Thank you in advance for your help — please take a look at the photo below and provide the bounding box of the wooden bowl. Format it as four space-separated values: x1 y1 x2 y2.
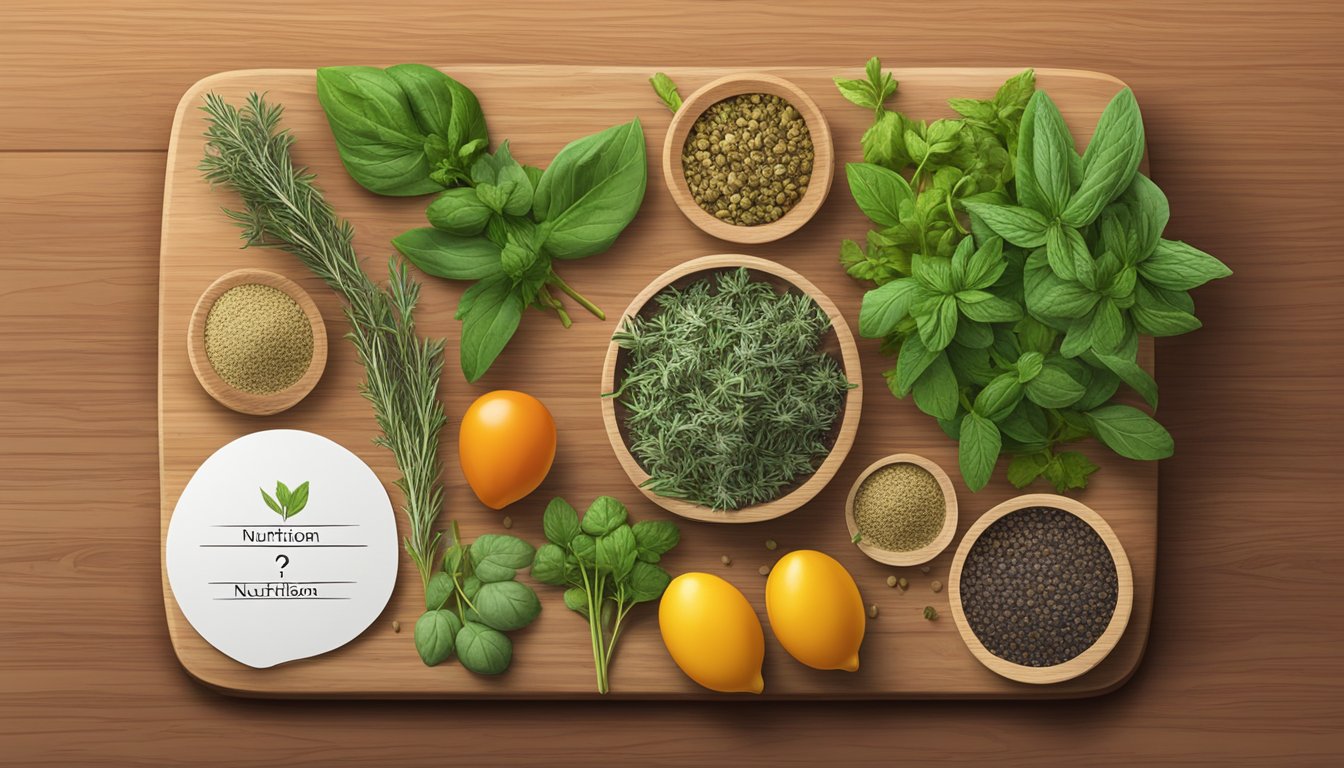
662 73 834 244
187 268 327 416
843 453 958 566
600 254 861 523
948 493 1134 685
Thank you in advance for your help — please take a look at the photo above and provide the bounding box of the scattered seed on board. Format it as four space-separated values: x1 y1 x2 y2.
920 565 931 575
758 565 770 576
721 555 732 566
392 620 401 633
765 539 778 551
898 577 908 591
931 580 943 593
923 606 939 621
502 516 513 529
868 604 879 619
886 575 898 588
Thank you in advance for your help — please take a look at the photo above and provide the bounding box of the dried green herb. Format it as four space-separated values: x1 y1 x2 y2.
852 462 945 551
682 94 813 226
608 268 853 510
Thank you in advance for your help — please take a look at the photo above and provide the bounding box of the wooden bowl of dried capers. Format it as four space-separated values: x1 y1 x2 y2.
662 73 834 244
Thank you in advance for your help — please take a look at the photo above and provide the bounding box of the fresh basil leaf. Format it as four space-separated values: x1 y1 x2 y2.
581 496 628 536
1086 404 1174 460
1015 315 1058 355
425 572 454 611
847 162 914 228
973 373 1023 422
913 253 954 294
963 202 1050 248
569 533 596 566
426 189 492 236
1095 350 1159 408
1139 239 1233 290
1016 351 1045 382
530 543 570 586
414 609 462 666
385 63 460 141
562 587 589 617
456 621 512 675
469 534 536 583
1060 316 1095 358
649 72 683 112
835 77 879 110
859 278 921 338
1043 450 1099 492
999 400 1049 444
894 333 939 396
1063 88 1145 228
316 66 438 196
1075 368 1120 412
394 228 502 280
631 520 680 562
471 142 533 216
1132 282 1203 336
962 236 1007 290
1007 452 1049 488
595 526 637 580
954 318 994 349
543 497 582 547
861 111 911 170
958 412 1001 491
473 580 542 632
627 560 672 604
1088 298 1126 353
275 481 292 508
1028 90 1077 217
912 352 958 420
1024 363 1086 408
457 275 524 382
916 295 959 352
1124 173 1169 258
533 119 647 260
957 291 1022 323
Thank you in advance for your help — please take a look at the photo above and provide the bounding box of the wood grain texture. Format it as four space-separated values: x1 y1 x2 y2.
600 253 863 524
159 67 1152 698
1 0 1342 763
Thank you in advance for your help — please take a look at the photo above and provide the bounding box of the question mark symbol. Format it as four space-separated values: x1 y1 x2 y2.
276 554 289 579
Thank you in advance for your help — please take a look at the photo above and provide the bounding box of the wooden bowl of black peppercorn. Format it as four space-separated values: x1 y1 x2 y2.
948 493 1133 685
662 73 833 244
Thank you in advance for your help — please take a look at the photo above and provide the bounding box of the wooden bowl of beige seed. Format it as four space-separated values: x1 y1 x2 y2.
187 268 327 416
844 453 958 566
662 73 833 244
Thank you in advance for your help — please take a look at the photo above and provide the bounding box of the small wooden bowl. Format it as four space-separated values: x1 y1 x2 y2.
948 493 1134 685
600 254 862 523
662 73 834 244
187 268 327 416
844 453 958 566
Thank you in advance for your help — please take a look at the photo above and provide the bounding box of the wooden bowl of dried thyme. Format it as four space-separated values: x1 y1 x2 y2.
948 494 1134 685
600 254 861 523
662 73 833 244
187 268 327 416
844 453 958 566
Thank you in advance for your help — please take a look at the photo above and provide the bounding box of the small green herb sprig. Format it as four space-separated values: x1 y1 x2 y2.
608 268 853 510
838 59 1231 493
260 480 309 521
316 65 649 382
649 73 683 113
530 496 678 693
416 522 540 674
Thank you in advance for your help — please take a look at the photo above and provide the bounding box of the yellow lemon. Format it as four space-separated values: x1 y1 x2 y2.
658 573 765 693
765 550 865 671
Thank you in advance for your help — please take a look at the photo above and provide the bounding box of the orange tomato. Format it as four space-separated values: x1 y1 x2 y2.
458 390 556 510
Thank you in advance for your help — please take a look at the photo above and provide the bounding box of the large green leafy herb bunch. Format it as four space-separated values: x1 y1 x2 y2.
316 65 648 382
837 59 1231 492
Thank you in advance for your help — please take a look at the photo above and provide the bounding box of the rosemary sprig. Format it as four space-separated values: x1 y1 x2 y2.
199 92 446 591
609 268 853 510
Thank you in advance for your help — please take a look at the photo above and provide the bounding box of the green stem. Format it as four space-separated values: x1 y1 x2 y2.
549 273 605 320
579 567 608 694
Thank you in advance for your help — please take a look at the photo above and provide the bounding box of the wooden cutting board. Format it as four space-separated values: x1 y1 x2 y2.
159 66 1155 698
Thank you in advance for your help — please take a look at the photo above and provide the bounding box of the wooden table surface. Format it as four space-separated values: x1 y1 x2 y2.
1 0 1340 764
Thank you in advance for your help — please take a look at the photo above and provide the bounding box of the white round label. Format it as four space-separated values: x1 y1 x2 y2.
166 429 398 668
